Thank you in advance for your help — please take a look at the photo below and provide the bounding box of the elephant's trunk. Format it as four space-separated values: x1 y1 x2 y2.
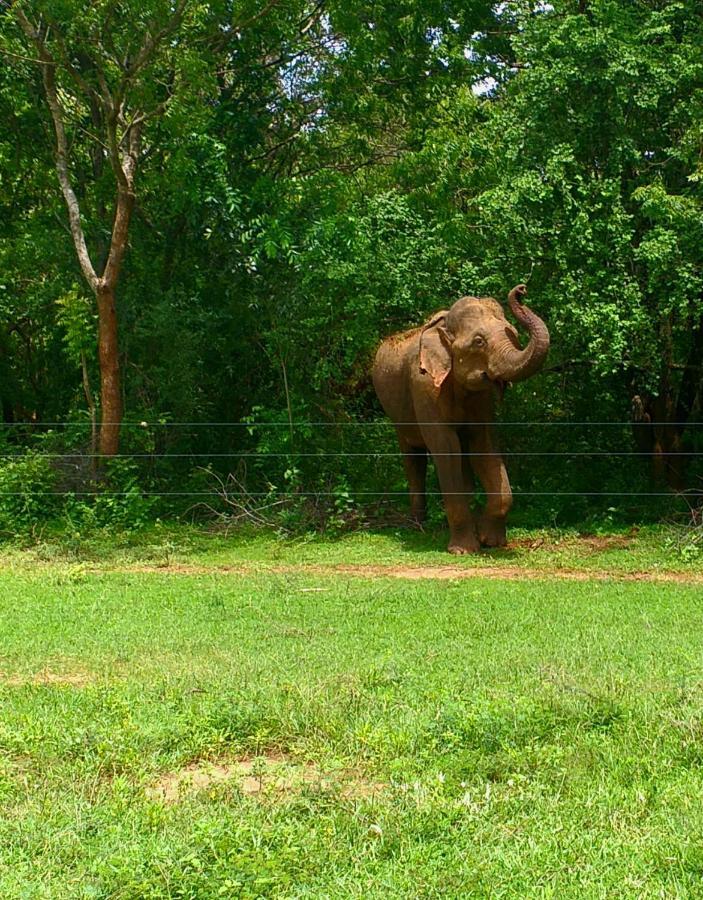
490 284 550 383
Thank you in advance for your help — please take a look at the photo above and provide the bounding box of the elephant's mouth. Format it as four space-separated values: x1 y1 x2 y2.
481 372 508 399
493 378 508 400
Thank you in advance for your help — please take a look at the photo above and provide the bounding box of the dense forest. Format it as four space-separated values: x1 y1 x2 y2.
0 0 701 533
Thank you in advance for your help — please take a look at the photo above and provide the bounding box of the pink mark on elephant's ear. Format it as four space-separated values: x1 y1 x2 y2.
419 312 452 391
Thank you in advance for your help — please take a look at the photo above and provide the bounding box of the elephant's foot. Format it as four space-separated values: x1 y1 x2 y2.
447 525 481 555
478 514 507 548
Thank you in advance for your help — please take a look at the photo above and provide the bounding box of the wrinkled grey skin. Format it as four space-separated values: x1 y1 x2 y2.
372 285 550 554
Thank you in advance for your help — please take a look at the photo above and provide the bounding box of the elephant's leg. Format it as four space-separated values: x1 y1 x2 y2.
421 425 479 554
468 429 512 548
400 443 428 524
460 434 476 499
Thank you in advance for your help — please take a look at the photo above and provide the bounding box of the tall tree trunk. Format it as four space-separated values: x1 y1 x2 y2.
96 283 121 457
90 266 126 459
95 184 134 458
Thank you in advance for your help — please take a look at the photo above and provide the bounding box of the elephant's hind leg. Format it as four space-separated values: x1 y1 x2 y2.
400 441 428 524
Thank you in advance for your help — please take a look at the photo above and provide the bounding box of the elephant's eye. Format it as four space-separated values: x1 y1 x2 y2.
473 335 486 347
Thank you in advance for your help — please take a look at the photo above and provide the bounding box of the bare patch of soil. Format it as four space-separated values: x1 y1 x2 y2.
121 563 703 584
510 534 631 552
324 563 703 583
146 761 242 803
146 752 384 804
0 669 93 687
124 561 703 584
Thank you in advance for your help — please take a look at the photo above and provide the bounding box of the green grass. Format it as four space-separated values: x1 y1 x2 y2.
2 530 703 897
9 520 703 574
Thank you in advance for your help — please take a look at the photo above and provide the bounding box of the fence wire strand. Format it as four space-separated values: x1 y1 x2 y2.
3 419 701 500
3 421 703 428
3 491 701 497
1 451 701 458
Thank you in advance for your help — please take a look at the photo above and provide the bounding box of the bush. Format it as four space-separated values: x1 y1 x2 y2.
0 452 60 536
67 458 156 531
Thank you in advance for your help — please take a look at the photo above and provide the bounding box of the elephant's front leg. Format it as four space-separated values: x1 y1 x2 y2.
469 430 512 548
422 425 479 554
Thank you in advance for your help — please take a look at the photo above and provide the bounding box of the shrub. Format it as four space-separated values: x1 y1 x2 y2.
0 452 60 536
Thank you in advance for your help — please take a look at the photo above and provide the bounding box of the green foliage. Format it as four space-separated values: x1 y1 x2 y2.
84 458 156 531
0 451 59 535
55 285 96 365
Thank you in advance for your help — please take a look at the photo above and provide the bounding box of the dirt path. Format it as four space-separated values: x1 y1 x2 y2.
118 561 703 584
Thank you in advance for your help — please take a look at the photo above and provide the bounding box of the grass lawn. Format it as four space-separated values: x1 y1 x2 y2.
2 527 703 897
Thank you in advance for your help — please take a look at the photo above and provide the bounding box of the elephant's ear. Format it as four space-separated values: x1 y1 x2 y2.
419 312 453 392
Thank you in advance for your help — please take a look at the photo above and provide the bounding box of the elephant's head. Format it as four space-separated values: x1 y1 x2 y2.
419 284 549 397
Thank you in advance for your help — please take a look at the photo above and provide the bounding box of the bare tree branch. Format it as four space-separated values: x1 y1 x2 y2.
101 121 140 288
95 67 115 113
119 95 172 143
234 0 281 33
0 46 56 65
124 119 141 183
103 106 129 194
40 13 98 98
14 7 98 291
297 0 325 33
125 0 189 78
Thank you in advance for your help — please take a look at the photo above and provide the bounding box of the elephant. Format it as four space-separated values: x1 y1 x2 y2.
372 284 549 554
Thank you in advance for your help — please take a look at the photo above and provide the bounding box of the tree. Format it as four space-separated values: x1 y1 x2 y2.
3 0 207 454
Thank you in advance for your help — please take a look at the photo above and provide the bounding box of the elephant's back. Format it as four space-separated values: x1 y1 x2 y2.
372 327 419 382
372 328 420 418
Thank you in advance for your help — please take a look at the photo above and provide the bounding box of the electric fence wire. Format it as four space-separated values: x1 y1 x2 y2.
2 420 700 496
